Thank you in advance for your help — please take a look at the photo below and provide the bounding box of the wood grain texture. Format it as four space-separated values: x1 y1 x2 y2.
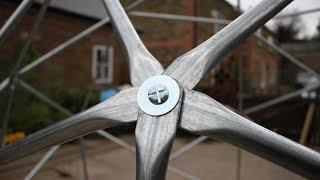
135 87 183 180
164 0 293 90
103 0 163 86
179 90 320 179
0 87 139 164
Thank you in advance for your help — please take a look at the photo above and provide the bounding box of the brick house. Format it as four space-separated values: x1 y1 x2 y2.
0 0 280 106
281 41 320 85
131 0 281 105
0 0 130 91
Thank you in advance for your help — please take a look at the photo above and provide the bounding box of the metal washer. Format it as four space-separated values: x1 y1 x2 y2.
137 75 180 116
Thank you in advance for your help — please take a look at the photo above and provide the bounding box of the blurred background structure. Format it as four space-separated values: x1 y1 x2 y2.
0 0 320 179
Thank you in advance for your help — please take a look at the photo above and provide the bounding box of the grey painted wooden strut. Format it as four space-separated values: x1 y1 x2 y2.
129 9 320 166
18 80 197 180
1 0 320 179
2 0 197 179
129 11 320 79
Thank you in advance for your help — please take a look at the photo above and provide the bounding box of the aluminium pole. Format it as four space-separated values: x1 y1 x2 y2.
18 80 89 180
0 0 51 147
77 90 94 180
128 11 320 80
236 1 242 179
236 51 244 180
128 10 320 176
0 0 144 94
18 81 199 180
125 0 145 11
0 0 34 46
274 8 320 19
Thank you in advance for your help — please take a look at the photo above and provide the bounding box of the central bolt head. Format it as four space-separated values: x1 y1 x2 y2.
148 85 169 105
137 75 180 116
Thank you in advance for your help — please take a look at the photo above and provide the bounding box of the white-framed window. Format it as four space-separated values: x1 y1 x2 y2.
92 45 113 84
211 9 224 34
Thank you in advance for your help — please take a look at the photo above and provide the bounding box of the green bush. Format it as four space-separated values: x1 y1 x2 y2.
0 46 100 135
10 101 53 134
0 86 99 134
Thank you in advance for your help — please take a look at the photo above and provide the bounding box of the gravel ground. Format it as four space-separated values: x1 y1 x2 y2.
0 135 307 180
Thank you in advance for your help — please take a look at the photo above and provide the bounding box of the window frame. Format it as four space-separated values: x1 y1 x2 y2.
92 45 114 84
211 9 224 34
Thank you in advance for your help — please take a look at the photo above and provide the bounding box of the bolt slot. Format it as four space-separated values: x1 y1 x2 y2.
148 85 169 105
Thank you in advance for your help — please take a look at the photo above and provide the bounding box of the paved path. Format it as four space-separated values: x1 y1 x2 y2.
0 136 306 180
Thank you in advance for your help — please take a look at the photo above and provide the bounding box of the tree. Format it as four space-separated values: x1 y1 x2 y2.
311 19 320 41
274 16 302 43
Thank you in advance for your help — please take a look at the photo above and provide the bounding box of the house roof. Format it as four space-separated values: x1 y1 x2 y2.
32 0 146 32
8 0 274 36
35 0 108 20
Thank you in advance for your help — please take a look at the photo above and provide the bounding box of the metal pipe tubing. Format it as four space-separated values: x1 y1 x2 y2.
0 0 34 46
0 85 139 164
19 17 109 75
162 0 294 89
78 138 89 180
236 52 244 180
129 11 230 25
129 11 320 80
166 167 200 180
1 0 51 147
126 0 145 11
274 8 320 19
77 90 91 180
12 0 51 73
1 83 16 147
180 90 320 179
20 86 95 180
255 35 320 79
23 87 88 180
19 80 72 116
169 84 319 165
131 8 320 22
169 136 207 160
19 82 195 180
96 129 200 180
137 9 320 165
97 130 135 151
0 0 143 93
24 145 60 180
0 18 110 93
244 83 320 114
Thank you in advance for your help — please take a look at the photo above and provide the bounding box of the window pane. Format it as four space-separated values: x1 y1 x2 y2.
97 50 102 62
93 46 112 83
102 49 108 63
104 66 109 78
96 66 101 78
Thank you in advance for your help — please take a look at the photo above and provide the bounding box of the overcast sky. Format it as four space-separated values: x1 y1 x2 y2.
226 0 320 38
